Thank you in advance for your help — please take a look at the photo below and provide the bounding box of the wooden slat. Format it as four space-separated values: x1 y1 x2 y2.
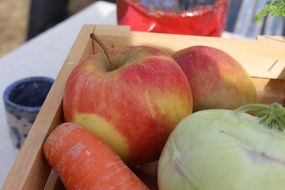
252 77 285 106
94 24 131 36
257 35 285 44
44 170 59 190
95 30 285 80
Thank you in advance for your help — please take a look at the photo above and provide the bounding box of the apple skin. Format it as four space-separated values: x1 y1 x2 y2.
63 46 193 165
172 46 256 111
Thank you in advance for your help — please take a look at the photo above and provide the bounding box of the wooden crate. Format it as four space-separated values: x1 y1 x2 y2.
2 24 285 190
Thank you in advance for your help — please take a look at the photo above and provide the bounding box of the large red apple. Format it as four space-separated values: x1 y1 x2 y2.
172 46 256 111
63 45 193 165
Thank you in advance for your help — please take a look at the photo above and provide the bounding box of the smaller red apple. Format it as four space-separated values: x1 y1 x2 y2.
172 45 256 111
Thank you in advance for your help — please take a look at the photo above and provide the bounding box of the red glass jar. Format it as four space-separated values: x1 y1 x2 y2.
116 0 229 36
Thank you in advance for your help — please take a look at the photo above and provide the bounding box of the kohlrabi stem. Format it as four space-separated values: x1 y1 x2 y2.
90 33 112 66
235 103 285 131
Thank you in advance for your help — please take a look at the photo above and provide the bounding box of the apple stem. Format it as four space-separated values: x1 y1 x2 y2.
90 33 112 66
235 103 285 131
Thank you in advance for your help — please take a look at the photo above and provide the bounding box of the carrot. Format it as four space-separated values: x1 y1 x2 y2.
43 122 149 190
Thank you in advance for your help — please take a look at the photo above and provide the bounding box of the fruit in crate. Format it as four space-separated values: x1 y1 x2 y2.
172 46 257 111
63 45 193 165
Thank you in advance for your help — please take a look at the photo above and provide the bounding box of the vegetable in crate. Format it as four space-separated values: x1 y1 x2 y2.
43 123 149 190
63 44 193 166
172 45 256 111
158 103 285 190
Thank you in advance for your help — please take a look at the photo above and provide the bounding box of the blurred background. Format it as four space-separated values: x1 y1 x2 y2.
0 0 29 57
0 0 94 57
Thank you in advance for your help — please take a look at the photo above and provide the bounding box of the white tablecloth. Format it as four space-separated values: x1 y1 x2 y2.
0 1 117 186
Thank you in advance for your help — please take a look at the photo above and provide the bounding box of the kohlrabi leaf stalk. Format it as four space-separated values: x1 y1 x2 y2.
235 103 285 131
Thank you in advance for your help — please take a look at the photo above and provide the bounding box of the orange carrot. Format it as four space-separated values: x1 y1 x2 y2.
43 122 149 190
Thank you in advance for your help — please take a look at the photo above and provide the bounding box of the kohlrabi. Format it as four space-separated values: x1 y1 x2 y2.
158 103 285 190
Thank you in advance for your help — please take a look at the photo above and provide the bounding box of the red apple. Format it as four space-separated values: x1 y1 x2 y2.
172 46 256 111
63 45 193 165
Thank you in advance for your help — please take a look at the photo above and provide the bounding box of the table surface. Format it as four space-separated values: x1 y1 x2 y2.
0 1 246 187
0 1 117 186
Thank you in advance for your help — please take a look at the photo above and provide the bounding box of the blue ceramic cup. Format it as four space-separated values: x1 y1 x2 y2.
3 77 54 148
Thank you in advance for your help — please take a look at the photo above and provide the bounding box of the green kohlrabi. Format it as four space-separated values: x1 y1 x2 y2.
158 103 285 190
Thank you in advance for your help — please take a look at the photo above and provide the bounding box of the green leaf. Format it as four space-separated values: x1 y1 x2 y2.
254 0 285 24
